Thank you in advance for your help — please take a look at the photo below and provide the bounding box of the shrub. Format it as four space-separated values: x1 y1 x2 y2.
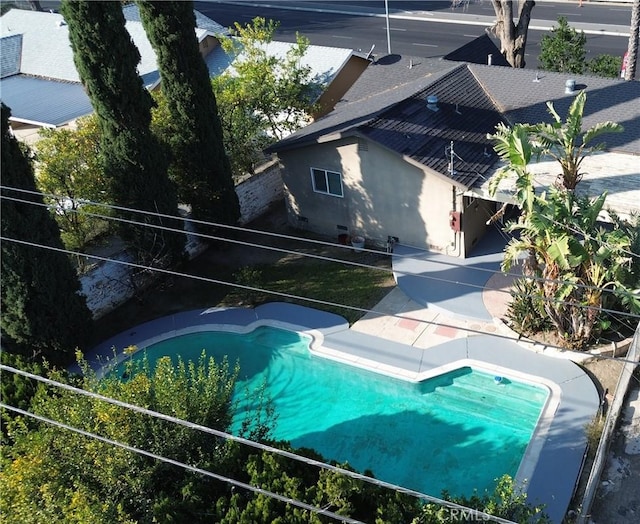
233 266 265 305
587 54 623 78
506 277 551 335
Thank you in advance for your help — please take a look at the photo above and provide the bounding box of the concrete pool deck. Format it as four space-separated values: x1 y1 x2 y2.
393 227 508 323
88 300 600 524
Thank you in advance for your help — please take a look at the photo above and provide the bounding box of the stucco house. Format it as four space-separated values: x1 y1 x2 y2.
268 55 640 257
0 5 369 142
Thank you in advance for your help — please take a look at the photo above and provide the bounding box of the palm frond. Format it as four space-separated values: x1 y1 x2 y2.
582 121 624 146
566 90 586 139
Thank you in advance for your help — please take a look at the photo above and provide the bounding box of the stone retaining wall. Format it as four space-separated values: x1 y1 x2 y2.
81 161 285 319
236 158 284 225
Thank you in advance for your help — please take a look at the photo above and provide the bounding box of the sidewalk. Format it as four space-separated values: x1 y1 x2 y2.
351 228 517 350
351 285 511 349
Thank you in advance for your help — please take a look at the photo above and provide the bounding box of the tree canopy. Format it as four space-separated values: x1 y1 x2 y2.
539 17 587 74
35 115 111 260
212 17 319 177
60 0 184 265
0 349 549 522
0 353 420 522
150 16 319 180
488 93 639 348
0 103 93 364
526 91 623 190
136 0 240 228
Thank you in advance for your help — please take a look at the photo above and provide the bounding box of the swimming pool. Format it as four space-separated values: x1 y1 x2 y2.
118 325 549 497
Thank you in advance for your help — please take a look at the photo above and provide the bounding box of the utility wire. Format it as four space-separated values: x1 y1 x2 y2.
0 208 637 320
0 365 519 524
487 171 640 261
540 210 640 262
9 183 639 287
3 189 639 345
2 233 637 357
3 183 524 274
2 235 640 364
0 403 365 524
2 189 637 309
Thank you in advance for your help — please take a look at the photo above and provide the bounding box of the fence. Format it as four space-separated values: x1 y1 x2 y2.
577 321 640 522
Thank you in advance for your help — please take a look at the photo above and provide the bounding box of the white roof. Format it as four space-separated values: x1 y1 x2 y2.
0 5 228 83
1 9 78 81
258 40 353 85
0 6 357 128
206 39 354 89
470 152 640 223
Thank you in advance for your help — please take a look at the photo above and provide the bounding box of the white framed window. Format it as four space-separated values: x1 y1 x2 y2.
311 168 343 197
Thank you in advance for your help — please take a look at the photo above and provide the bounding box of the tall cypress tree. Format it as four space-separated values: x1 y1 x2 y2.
1 103 93 365
60 0 184 264
136 0 240 228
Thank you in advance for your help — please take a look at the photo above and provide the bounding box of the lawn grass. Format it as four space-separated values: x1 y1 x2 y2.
92 242 396 346
225 257 396 324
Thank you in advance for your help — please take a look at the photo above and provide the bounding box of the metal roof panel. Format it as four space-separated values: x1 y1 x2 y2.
0 75 93 126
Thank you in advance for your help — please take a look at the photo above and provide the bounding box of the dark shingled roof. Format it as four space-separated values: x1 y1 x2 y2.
359 65 504 187
268 55 460 152
269 55 640 188
470 64 640 155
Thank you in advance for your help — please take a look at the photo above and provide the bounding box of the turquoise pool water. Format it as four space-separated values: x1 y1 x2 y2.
120 326 548 497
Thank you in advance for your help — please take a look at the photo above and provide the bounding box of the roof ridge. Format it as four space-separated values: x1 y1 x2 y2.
357 62 466 121
466 63 509 120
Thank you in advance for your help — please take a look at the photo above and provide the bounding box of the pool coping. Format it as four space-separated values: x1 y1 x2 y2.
87 302 600 524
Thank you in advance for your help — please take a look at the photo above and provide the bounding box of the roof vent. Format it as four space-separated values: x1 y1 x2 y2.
565 79 576 94
426 95 439 112
57 19 67 27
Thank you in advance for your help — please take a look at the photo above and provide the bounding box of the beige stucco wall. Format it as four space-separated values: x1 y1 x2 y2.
461 196 493 256
198 35 220 57
280 138 467 254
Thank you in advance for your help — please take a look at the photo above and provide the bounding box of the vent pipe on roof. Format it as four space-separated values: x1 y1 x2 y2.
426 95 439 112
487 54 492 66
565 79 576 94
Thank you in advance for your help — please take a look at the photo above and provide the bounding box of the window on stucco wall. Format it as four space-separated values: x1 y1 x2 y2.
311 168 343 197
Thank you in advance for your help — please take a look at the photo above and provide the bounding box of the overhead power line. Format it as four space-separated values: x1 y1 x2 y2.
2 187 637 308
0 403 365 524
2 184 521 276
0 364 519 524
7 183 640 284
2 235 640 363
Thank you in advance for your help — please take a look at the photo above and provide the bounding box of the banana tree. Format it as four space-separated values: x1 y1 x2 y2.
528 90 623 190
501 187 636 348
489 117 636 348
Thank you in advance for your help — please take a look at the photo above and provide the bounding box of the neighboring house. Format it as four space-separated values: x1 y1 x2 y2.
0 5 369 142
268 55 640 257
443 33 511 67
204 38 369 120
